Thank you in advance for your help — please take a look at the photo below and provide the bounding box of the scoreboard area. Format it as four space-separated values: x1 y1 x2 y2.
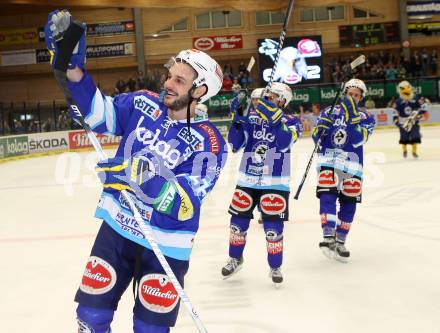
339 21 400 47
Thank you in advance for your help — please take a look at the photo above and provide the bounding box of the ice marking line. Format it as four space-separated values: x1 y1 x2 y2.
0 183 79 191
0 233 96 243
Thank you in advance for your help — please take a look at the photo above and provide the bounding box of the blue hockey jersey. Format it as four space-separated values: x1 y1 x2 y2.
68 72 227 261
393 95 425 124
313 105 375 178
228 108 302 192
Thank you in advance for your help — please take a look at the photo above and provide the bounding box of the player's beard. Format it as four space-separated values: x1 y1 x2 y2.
164 93 191 111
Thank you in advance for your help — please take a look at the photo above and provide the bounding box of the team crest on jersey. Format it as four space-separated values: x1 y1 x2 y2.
177 127 204 151
341 178 362 197
79 256 117 295
252 143 269 164
138 274 179 313
260 194 286 215
134 95 162 120
331 128 348 148
231 189 253 212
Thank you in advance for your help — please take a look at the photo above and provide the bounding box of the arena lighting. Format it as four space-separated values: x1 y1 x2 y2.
144 33 170 39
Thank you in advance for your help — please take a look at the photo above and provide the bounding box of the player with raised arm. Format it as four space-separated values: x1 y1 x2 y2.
392 80 428 158
221 82 302 285
45 10 227 333
313 78 375 262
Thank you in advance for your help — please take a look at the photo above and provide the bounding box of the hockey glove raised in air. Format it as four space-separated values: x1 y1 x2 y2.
230 93 251 124
340 95 361 125
44 9 86 71
256 98 284 126
312 112 333 142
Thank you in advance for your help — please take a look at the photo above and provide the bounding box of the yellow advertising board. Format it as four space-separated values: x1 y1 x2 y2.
0 28 39 46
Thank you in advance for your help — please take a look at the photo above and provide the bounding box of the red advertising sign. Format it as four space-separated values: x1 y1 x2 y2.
193 35 243 51
68 131 121 149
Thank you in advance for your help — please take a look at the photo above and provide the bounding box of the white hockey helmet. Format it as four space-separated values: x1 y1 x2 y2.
343 78 367 99
269 82 293 107
397 80 414 100
251 88 264 99
169 49 223 103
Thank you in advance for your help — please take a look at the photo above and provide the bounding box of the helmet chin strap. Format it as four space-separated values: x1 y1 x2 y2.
186 85 197 151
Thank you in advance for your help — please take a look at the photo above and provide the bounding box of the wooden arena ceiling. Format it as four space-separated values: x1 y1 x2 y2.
0 0 366 12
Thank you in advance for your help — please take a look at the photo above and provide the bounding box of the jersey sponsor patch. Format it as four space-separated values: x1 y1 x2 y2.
134 95 162 120
318 169 338 187
138 274 179 313
198 123 220 154
229 224 246 246
260 193 286 215
154 182 177 215
230 189 253 212
338 221 351 231
79 256 117 295
341 178 362 197
176 183 194 221
267 239 283 254
177 127 204 151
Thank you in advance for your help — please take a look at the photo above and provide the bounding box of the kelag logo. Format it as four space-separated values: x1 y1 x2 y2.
6 136 28 157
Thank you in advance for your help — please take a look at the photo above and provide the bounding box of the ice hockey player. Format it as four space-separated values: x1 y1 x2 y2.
45 10 227 333
392 80 428 158
221 82 302 285
312 78 375 262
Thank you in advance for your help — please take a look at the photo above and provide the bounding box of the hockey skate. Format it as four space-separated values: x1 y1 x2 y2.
319 236 336 259
269 267 283 287
334 242 350 263
221 257 243 279
412 152 418 158
403 151 408 158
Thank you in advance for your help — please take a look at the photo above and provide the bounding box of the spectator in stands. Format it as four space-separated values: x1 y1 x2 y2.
421 48 429 76
14 120 24 133
365 96 376 109
2 120 10 135
28 120 39 133
127 77 137 92
430 50 438 75
240 71 252 89
137 70 146 90
238 61 247 73
43 117 53 132
223 64 233 78
231 78 241 94
410 51 422 77
115 77 127 94
385 64 397 80
222 75 233 91
331 65 342 83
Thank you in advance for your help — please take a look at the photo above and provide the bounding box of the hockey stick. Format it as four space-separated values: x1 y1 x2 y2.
293 55 366 200
52 21 208 333
263 0 295 95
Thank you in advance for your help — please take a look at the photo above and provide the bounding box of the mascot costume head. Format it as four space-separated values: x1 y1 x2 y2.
397 80 414 101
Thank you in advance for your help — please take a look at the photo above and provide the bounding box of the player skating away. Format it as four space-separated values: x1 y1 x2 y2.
312 79 375 262
221 83 302 285
45 10 227 333
392 80 428 158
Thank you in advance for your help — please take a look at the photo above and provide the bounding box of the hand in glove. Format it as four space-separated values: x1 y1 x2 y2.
44 9 86 71
255 98 284 126
340 95 361 125
230 92 251 124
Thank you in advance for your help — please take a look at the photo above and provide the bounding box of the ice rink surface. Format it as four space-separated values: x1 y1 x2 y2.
1 127 439 333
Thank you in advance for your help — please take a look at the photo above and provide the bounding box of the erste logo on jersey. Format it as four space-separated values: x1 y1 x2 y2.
138 274 179 313
136 116 181 169
231 189 253 212
177 127 204 151
79 256 117 295
341 178 362 197
134 95 162 120
260 194 286 215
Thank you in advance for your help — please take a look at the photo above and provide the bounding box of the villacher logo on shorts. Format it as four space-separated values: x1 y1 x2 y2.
139 274 179 313
260 194 286 215
231 190 253 212
79 256 117 295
